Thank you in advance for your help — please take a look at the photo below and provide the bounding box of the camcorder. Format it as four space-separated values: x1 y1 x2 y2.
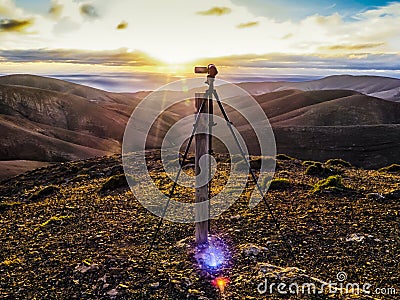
195 64 218 78
194 66 209 74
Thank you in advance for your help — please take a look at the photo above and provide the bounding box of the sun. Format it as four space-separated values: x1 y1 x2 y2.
148 48 200 65
155 63 193 74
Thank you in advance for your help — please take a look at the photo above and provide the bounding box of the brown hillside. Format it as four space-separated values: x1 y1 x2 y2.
0 79 136 177
1 75 400 179
0 74 135 104
270 92 400 126
238 75 400 101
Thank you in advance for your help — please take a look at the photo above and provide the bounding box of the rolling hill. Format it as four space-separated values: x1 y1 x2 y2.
1 74 400 179
238 75 400 102
224 89 400 168
0 75 142 178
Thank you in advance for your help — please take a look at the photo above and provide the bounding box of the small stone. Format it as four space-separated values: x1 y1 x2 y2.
106 289 118 296
150 282 160 289
366 193 385 201
243 244 267 256
188 289 204 295
346 233 364 242
75 263 99 273
182 277 192 287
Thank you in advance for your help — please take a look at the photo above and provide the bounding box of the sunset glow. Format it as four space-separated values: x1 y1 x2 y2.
1 0 399 90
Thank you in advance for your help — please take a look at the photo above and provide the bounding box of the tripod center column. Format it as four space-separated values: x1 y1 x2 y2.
195 92 209 244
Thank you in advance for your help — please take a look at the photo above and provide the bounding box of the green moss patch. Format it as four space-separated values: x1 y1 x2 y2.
28 185 60 201
261 177 291 191
276 154 294 160
250 156 276 170
302 160 318 166
305 162 331 176
39 215 72 228
312 175 350 194
0 201 22 211
325 158 352 168
99 174 129 193
379 164 400 173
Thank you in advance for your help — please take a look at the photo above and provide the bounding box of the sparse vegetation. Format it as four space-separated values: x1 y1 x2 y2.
164 158 182 170
1 256 23 266
250 156 276 169
0 152 398 299
269 178 291 190
230 154 244 163
276 154 294 160
125 174 138 185
312 175 348 193
325 158 352 168
99 174 128 192
28 185 60 201
379 164 400 173
39 215 72 228
260 176 291 190
71 174 90 182
302 160 318 166
305 162 334 176
0 201 21 211
234 159 249 171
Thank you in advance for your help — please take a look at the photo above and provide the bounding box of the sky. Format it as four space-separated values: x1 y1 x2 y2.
1 0 400 91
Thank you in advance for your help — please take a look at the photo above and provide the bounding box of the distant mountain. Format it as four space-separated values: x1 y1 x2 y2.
0 74 134 104
1 74 400 179
253 89 400 168
255 89 400 126
0 75 142 179
238 75 400 102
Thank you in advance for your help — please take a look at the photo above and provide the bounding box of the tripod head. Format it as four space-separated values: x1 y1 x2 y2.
195 64 218 88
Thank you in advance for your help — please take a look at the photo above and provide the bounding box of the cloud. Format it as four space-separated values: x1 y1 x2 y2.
193 52 400 71
116 21 128 30
49 3 64 19
0 48 162 66
320 43 385 51
237 21 259 29
0 0 20 18
46 73 187 92
282 33 293 39
197 6 232 16
0 18 33 32
80 4 99 19
0 0 399 71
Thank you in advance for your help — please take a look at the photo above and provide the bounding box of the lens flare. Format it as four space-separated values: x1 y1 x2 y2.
194 235 230 273
203 246 224 269
211 277 230 293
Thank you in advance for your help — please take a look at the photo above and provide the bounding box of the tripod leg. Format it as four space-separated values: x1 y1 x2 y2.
145 98 208 260
212 89 294 258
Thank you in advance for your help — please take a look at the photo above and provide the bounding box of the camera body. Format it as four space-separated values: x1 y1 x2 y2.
194 64 218 78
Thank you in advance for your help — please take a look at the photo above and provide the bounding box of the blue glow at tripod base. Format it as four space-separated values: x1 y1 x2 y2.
195 235 230 273
203 246 225 269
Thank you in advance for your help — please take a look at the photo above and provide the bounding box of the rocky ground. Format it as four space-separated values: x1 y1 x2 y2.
0 153 399 299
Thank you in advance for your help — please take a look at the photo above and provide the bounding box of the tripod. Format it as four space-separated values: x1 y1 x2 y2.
145 77 294 260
